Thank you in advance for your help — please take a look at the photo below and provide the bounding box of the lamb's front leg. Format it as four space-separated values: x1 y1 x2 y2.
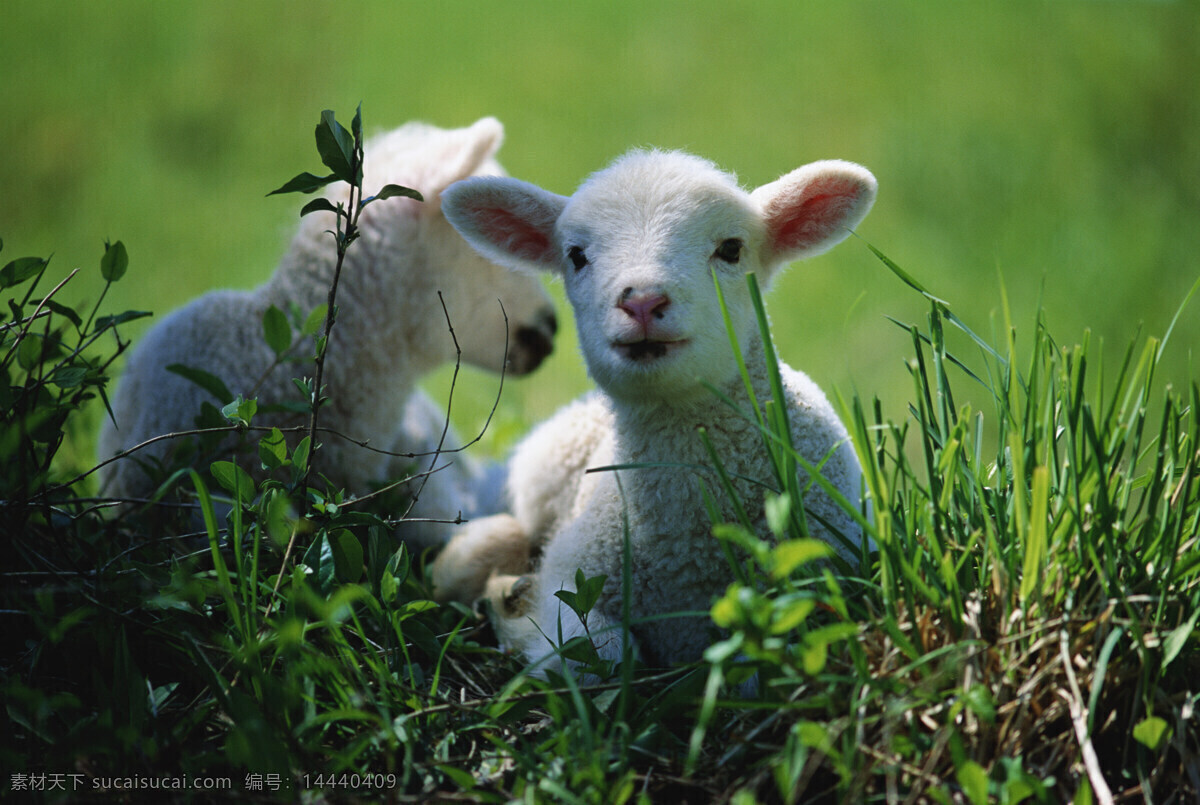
430 514 532 605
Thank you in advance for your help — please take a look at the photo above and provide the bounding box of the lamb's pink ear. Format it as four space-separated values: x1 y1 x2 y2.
752 160 877 270
441 177 568 274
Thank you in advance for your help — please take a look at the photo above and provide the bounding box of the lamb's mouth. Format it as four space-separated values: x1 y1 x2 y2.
615 339 688 362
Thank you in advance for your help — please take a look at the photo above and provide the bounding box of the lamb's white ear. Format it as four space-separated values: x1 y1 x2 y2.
752 160 877 270
441 176 568 274
425 117 506 200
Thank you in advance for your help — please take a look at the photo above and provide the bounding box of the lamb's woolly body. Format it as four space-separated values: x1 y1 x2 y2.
434 148 877 668
99 118 555 538
510 344 858 666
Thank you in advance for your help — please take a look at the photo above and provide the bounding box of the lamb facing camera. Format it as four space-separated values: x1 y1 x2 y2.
434 149 877 671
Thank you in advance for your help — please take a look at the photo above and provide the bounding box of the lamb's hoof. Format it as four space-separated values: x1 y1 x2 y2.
483 572 534 619
504 575 534 615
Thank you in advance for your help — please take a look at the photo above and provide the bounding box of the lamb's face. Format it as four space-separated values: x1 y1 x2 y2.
440 148 877 401
431 206 558 376
556 154 764 404
361 118 557 377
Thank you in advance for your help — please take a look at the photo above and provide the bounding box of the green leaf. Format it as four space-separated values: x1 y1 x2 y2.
769 596 816 635
0 256 47 289
800 638 827 675
210 460 255 503
963 684 997 724
221 395 257 427
555 570 606 619
262 304 291 357
49 366 89 389
17 335 42 370
1161 612 1197 670
300 197 340 218
267 171 336 196
437 765 475 792
100 240 128 282
292 436 311 473
771 539 833 580
315 110 355 184
1132 716 1171 752
38 298 83 330
95 310 152 330
955 760 989 805
302 534 336 596
363 184 424 208
329 529 363 584
350 101 363 144
764 492 790 538
258 427 288 470
166 363 234 405
302 304 328 336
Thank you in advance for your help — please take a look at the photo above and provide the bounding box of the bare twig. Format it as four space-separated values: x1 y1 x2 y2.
1059 628 1115 805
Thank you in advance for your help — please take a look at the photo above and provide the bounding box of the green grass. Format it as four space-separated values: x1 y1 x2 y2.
2 225 1196 800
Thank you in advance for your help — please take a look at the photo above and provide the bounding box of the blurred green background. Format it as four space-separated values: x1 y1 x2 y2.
3 1 1198 460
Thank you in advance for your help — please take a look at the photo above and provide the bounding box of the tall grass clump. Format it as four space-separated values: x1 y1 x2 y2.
688 255 1199 802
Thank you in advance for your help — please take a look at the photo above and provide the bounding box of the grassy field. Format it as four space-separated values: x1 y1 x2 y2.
2 2 1199 802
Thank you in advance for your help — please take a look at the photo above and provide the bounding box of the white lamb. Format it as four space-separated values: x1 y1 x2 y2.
98 118 557 538
432 149 877 671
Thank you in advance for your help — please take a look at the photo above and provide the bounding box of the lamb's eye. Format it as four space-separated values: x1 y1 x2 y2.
567 246 589 271
714 238 743 264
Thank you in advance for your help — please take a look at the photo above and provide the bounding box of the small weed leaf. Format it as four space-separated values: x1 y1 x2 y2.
302 533 337 596
267 171 337 196
559 634 603 666
291 435 311 474
379 548 409 605
769 596 816 635
262 304 291 357
300 197 341 219
362 184 423 209
17 335 43 371
220 395 257 427
554 570 607 619
100 240 128 282
1161 612 1197 670
94 309 151 331
437 765 476 793
1132 716 1172 752
315 109 355 184
329 529 363 584
166 363 234 406
258 427 288 470
955 759 989 805
210 460 254 502
49 366 88 389
770 539 833 580
0 256 47 288
38 298 83 329
301 303 327 337
764 492 791 538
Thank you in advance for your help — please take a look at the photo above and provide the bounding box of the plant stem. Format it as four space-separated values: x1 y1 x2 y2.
300 137 363 502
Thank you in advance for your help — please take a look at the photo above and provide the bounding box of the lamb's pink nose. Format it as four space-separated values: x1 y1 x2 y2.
618 289 670 328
